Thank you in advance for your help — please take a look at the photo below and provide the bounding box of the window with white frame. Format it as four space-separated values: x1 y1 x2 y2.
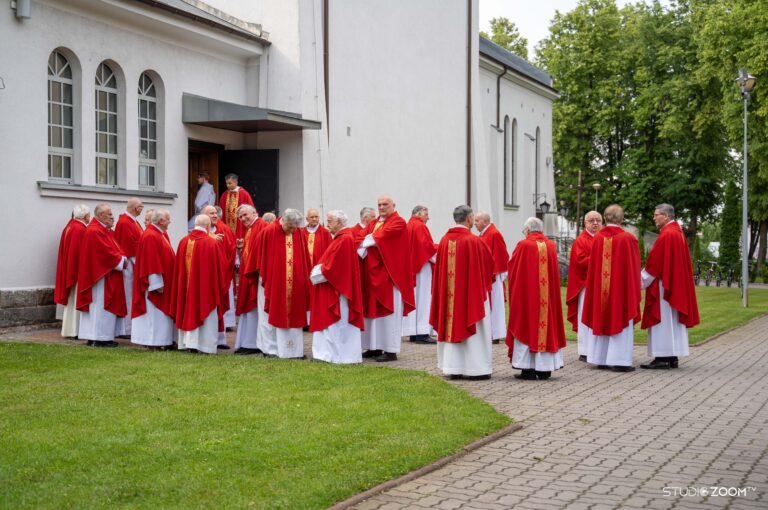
535 126 541 199
504 117 518 207
95 63 118 186
138 73 157 190
48 51 73 182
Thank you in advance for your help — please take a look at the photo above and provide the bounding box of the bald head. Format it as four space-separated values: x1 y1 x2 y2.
194 214 211 231
94 203 115 228
377 195 395 218
474 211 491 233
306 208 320 228
201 205 218 224
584 211 603 235
126 197 144 217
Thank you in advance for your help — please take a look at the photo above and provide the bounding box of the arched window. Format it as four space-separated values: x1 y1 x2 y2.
48 51 73 181
138 73 157 190
535 126 541 199
95 63 118 186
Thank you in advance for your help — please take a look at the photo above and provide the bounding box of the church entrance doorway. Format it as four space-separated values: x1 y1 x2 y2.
187 140 224 220
218 149 279 216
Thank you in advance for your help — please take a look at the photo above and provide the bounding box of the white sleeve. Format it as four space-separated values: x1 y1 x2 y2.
361 234 376 248
148 273 164 291
310 264 327 285
641 269 655 289
500 271 508 282
430 253 437 264
114 256 126 271
357 246 368 259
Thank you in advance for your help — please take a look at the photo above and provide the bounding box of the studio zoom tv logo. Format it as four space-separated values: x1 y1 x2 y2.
663 487 757 498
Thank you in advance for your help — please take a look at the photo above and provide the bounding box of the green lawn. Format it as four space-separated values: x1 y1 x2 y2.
560 286 768 345
0 343 509 510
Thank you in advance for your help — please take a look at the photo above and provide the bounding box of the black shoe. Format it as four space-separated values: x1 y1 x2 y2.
492 339 501 345
514 369 537 380
669 357 679 369
374 352 397 362
86 340 94 346
217 344 231 350
234 347 262 355
362 349 383 358
640 358 670 370
412 335 436 344
536 371 552 380
449 374 463 380
612 365 636 372
94 340 118 348
596 365 610 370
263 353 278 358
467 374 491 380
579 355 587 362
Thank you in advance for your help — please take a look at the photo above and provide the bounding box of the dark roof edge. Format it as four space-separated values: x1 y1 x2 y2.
133 0 271 46
479 36 554 91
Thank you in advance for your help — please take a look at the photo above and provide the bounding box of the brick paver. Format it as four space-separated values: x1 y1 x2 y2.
3 318 767 509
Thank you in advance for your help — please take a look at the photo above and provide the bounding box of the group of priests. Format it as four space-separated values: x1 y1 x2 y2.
54 184 699 381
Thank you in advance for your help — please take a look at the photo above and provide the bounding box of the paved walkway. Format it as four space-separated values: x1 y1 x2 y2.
3 320 766 509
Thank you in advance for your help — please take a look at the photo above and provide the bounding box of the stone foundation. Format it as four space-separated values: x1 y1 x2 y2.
0 287 57 328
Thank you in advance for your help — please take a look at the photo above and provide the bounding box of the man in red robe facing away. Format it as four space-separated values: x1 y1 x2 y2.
172 214 227 354
357 195 415 362
582 204 641 372
640 203 700 369
506 217 567 380
54 204 90 338
77 203 127 347
565 211 603 361
234 204 266 355
474 212 510 344
301 208 333 267
350 207 376 238
203 205 237 346
403 205 437 344
114 197 144 337
258 208 311 358
431 205 495 379
219 173 254 243
131 209 176 349
310 210 365 364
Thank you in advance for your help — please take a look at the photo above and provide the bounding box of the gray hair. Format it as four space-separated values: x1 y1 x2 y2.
453 205 473 223
72 204 90 220
475 211 491 222
604 204 625 225
236 204 257 215
215 205 223 216
151 209 170 224
282 208 304 227
360 207 375 220
655 203 675 219
524 217 544 233
194 214 211 228
224 173 238 182
412 205 428 216
327 209 348 227
94 203 111 216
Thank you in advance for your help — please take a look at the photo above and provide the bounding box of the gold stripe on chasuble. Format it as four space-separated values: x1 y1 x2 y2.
225 192 238 233
445 240 457 341
185 239 196 290
242 228 252 261
373 220 384 233
285 234 294 319
600 237 613 314
307 232 315 265
536 241 549 352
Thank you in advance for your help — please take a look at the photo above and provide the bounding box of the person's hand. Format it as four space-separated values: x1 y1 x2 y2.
214 233 224 242
236 239 244 249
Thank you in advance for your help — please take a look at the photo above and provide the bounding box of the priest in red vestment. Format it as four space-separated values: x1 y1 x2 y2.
357 195 415 362
76 203 127 347
474 212 509 344
233 204 266 354
640 204 700 369
349 207 376 238
172 214 228 354
310 210 364 363
431 205 495 379
301 208 333 267
114 197 144 337
506 217 567 380
403 205 437 344
565 211 603 361
257 208 311 358
131 209 176 349
203 205 238 346
582 204 641 372
54 204 90 338
218 173 254 242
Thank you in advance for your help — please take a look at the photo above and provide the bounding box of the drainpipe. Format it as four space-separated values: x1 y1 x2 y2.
495 66 507 129
466 0 472 206
323 0 329 140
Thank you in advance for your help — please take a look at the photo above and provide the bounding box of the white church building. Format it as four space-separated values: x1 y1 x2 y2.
0 0 558 326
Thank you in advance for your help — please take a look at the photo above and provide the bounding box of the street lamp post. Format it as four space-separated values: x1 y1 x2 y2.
592 182 601 211
736 68 756 308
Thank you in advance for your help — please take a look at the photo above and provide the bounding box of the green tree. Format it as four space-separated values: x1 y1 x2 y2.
719 180 741 270
480 17 529 59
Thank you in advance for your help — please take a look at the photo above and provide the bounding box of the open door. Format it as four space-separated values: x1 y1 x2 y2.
188 140 224 219
218 150 279 216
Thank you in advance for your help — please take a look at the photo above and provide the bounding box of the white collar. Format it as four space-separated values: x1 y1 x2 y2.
480 224 490 236
193 226 207 233
306 225 319 233
358 222 366 229
76 218 88 226
97 219 109 229
152 224 164 234
455 224 469 229
228 187 240 193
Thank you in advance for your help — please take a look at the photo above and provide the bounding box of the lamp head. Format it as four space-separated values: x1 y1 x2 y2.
736 68 757 95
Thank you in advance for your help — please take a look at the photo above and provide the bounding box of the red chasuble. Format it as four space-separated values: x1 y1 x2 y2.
309 228 364 332
349 223 365 238
218 187 254 240
430 227 494 343
641 221 700 329
505 233 566 357
360 212 416 318
54 219 87 305
131 225 175 318
565 230 595 331
581 225 641 336
258 221 311 328
479 223 509 277
235 219 266 315
406 216 437 285
76 220 127 316
114 213 143 258
171 230 227 331
301 224 333 266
